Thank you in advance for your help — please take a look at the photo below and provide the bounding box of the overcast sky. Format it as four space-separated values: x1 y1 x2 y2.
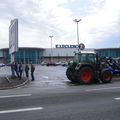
0 0 120 49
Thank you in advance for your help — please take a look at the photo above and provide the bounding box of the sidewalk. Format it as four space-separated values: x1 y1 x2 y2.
0 76 29 90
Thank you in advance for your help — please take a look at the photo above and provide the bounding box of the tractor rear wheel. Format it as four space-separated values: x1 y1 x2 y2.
78 67 93 84
101 70 112 83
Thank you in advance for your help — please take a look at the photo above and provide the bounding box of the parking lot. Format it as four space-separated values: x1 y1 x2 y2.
0 65 120 89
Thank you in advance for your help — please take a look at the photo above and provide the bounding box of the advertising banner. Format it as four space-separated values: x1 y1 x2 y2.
9 19 18 54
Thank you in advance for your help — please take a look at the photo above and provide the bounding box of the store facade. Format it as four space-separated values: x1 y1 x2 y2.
0 47 120 64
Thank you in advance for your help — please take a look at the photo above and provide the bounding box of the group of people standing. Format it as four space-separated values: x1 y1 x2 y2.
11 62 35 81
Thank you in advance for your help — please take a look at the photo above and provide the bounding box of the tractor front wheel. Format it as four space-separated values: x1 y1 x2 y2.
101 70 112 83
78 67 93 84
66 68 76 82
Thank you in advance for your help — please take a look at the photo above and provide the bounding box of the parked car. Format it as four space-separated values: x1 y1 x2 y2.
55 61 62 66
46 62 56 66
0 63 5 67
61 61 68 67
41 61 47 66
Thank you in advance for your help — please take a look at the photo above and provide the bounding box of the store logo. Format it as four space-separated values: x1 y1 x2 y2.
56 44 79 48
79 43 85 50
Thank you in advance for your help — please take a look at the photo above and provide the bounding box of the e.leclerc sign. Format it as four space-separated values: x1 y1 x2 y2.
56 43 85 50
56 44 79 48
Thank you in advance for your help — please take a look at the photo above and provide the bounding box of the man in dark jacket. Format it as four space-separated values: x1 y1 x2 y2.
14 62 19 78
25 64 29 78
19 62 23 80
31 63 35 81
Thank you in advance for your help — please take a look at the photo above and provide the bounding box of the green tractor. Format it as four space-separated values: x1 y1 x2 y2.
66 51 112 84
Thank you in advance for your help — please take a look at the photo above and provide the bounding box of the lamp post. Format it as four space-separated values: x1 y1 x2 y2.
49 35 53 63
73 19 82 45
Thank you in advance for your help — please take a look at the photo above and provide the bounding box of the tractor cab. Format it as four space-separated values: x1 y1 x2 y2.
73 52 96 64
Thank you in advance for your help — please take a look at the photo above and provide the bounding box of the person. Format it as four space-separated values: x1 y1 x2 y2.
19 62 23 80
25 64 29 78
30 63 35 81
14 62 19 78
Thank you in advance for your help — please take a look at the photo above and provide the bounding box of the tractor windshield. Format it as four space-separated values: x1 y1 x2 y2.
73 53 96 63
81 54 96 63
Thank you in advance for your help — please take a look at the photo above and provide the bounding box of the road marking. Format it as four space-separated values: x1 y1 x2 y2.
114 97 120 100
42 76 49 79
0 107 43 114
0 94 31 99
86 86 120 92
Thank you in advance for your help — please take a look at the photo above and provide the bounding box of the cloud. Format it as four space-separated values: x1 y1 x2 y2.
0 0 119 49
78 0 120 47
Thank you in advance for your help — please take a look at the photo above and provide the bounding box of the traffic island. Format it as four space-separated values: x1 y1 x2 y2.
0 76 29 90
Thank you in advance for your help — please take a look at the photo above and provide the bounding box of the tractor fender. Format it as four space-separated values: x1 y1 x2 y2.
101 68 112 75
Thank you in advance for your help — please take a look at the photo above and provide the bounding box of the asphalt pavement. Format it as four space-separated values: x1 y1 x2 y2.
0 79 120 120
0 66 120 120
0 65 120 90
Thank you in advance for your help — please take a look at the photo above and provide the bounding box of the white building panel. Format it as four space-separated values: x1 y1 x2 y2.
43 48 95 57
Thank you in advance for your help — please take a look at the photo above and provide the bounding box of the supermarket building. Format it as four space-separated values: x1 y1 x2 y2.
0 45 120 64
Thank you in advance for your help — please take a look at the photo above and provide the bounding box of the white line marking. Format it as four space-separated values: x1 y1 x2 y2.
86 87 120 92
0 94 31 99
41 76 49 79
114 97 120 100
0 107 43 114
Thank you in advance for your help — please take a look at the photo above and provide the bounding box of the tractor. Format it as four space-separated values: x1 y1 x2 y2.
66 51 112 84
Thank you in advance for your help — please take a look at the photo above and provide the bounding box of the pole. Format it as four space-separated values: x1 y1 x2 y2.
76 22 79 45
11 53 15 63
49 35 53 63
74 19 82 45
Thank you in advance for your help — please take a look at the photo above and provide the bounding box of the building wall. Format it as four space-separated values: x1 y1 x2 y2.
44 48 76 57
14 48 44 64
44 48 95 57
43 48 76 62
0 48 44 64
43 56 73 63
96 48 120 58
0 47 120 64
43 48 95 62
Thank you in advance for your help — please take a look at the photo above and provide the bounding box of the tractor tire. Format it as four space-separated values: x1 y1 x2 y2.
66 68 76 82
101 70 112 83
78 67 93 84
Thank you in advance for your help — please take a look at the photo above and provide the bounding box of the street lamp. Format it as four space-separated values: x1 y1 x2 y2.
49 35 53 63
73 19 82 45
